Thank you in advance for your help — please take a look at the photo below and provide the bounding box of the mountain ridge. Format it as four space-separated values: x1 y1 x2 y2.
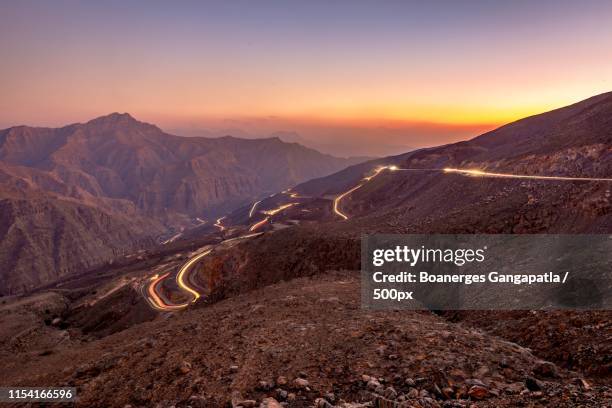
0 113 369 294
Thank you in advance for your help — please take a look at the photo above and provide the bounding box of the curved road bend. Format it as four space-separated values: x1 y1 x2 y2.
214 216 226 231
143 249 212 311
144 233 264 311
333 165 399 220
144 272 189 311
334 165 612 220
176 249 212 303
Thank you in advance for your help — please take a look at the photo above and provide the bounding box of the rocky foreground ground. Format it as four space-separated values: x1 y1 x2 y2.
1 271 610 407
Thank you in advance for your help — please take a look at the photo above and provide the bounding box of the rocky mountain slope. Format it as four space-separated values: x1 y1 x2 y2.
0 113 365 295
0 197 163 295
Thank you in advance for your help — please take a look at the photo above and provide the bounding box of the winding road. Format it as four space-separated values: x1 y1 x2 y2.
333 165 397 220
214 216 226 231
143 200 301 311
143 245 229 310
144 272 189 311
145 164 612 311
333 165 612 220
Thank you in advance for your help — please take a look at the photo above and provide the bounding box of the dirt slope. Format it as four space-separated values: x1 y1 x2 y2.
1 272 608 407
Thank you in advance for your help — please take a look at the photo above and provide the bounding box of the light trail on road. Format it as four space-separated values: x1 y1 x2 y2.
145 233 264 311
333 165 395 220
334 164 612 220
214 216 226 231
333 184 365 220
222 232 264 243
250 202 297 230
443 167 612 182
176 249 212 303
161 232 182 245
146 272 188 311
248 200 262 218
249 217 270 232
262 203 296 215
147 198 299 310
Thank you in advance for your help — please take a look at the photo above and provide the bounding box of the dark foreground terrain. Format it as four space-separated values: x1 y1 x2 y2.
1 272 610 407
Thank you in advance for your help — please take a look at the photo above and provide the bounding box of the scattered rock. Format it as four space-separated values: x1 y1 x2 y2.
468 385 489 400
188 394 207 408
178 361 191 374
276 388 288 400
257 380 274 391
325 392 336 403
293 377 309 389
236 400 257 408
465 379 486 388
572 377 591 390
383 386 397 399
315 398 334 408
533 361 559 378
260 397 282 408
442 387 454 399
525 377 544 391
504 382 524 395
366 379 381 391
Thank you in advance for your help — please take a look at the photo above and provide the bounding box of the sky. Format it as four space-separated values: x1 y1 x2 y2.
1 0 611 156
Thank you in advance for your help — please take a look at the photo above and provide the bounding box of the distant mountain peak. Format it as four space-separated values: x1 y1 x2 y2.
86 112 151 129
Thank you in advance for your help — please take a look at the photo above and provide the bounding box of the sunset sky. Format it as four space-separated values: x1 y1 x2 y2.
1 1 611 156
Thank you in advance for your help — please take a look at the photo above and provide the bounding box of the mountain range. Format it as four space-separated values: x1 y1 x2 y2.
0 113 366 294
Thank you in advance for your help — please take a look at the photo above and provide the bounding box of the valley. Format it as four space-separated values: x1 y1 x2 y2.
0 114 367 295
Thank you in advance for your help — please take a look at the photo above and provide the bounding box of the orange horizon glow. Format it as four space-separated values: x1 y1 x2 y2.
2 2 611 156
0 92 606 158
86 89 604 128
1 92 597 137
